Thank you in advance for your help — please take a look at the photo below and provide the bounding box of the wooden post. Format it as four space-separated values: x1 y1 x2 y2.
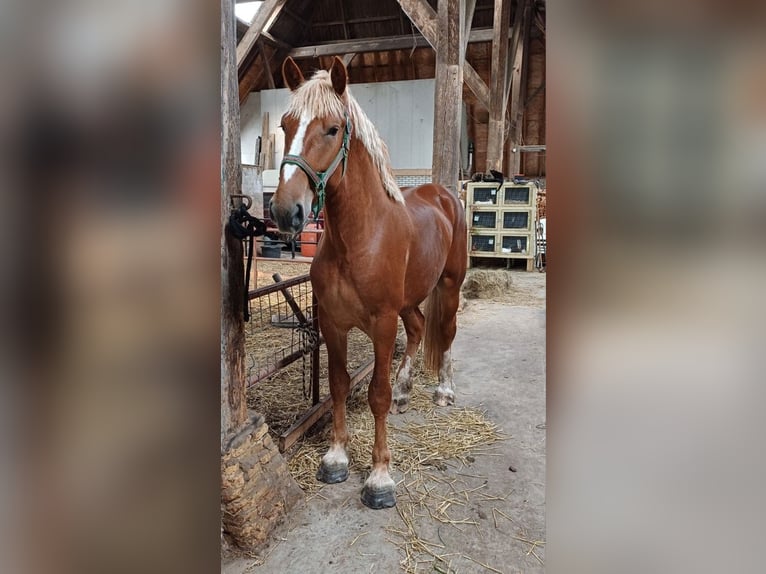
221 0 247 450
507 0 532 175
431 0 464 194
485 0 511 174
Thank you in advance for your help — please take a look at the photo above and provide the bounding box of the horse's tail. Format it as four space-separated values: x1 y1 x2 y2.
423 287 446 374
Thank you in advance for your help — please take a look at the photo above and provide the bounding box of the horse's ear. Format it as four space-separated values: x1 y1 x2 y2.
282 57 304 91
329 56 347 97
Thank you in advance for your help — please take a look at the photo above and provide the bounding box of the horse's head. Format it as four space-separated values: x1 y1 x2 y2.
269 56 350 235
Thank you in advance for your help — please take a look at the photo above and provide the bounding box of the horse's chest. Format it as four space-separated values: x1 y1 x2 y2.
311 267 390 329
312 268 368 328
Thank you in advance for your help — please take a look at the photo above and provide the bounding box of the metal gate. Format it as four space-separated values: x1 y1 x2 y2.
246 274 373 452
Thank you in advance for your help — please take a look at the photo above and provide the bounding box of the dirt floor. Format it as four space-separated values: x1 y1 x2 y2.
224 264 546 573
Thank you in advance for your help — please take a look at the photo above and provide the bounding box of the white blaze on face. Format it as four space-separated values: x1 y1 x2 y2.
281 111 312 183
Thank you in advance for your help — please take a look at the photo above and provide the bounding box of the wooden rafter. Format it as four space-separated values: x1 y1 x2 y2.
486 0 512 172
396 0 490 110
288 28 493 59
237 0 287 70
508 0 533 174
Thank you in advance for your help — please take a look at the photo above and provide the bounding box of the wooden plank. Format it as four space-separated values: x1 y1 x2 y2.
221 0 247 449
267 135 275 169
342 53 356 66
431 0 463 194
397 0 491 110
485 0 512 173
261 112 269 148
278 358 375 453
237 0 287 70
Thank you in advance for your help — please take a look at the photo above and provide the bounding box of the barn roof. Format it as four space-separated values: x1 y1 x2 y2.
237 0 545 98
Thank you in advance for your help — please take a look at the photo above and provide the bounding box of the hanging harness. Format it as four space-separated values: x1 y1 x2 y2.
228 196 267 322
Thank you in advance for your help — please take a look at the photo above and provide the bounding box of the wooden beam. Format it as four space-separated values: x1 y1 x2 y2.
397 0 439 42
238 50 262 102
508 0 532 175
431 0 463 193
486 0 512 173
237 0 287 70
397 0 490 110
462 0 477 62
260 30 292 52
221 0 247 448
342 53 356 66
319 15 403 27
505 0 523 103
338 0 350 40
288 29 493 59
259 41 275 90
291 35 428 58
463 65 489 109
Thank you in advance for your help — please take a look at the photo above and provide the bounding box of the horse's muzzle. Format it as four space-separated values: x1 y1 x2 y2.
269 198 304 234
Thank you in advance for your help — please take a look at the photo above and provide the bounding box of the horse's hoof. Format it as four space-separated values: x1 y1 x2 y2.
433 389 455 407
360 485 397 509
316 464 349 484
390 396 410 414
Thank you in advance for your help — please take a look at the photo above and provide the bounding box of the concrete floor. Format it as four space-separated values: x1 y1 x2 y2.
223 271 545 574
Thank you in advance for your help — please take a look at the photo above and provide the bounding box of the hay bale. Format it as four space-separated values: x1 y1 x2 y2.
461 269 513 299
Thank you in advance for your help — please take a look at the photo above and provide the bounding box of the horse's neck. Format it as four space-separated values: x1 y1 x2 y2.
322 138 395 243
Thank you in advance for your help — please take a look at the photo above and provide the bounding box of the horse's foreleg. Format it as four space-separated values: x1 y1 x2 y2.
361 314 398 509
390 307 425 414
316 319 351 484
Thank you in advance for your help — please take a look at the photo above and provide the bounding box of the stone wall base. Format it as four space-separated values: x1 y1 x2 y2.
221 414 303 549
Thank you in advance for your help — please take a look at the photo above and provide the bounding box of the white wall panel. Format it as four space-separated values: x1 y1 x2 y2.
240 79 436 170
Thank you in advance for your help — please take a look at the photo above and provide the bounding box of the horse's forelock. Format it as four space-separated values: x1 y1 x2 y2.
285 70 346 120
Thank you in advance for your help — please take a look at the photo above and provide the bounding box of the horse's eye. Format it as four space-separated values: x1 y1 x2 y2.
327 126 339 136
278 124 285 131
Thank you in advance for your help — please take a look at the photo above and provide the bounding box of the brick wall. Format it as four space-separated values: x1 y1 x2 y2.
395 174 432 188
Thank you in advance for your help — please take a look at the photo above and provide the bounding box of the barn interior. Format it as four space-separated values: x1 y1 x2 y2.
221 2 547 571
236 0 546 180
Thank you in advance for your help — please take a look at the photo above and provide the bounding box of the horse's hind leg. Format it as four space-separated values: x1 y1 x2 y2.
432 276 461 407
316 318 351 484
390 307 425 414
362 313 398 509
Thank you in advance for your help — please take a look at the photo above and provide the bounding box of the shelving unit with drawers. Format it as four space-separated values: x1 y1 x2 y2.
465 181 539 271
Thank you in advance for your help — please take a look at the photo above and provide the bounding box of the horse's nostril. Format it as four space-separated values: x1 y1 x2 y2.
294 204 304 226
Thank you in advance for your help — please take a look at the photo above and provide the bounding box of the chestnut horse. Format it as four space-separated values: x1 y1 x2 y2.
270 56 467 509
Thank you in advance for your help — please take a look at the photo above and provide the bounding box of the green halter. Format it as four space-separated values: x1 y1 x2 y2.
280 114 352 220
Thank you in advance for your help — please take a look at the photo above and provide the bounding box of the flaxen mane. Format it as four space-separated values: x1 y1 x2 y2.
285 70 404 204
